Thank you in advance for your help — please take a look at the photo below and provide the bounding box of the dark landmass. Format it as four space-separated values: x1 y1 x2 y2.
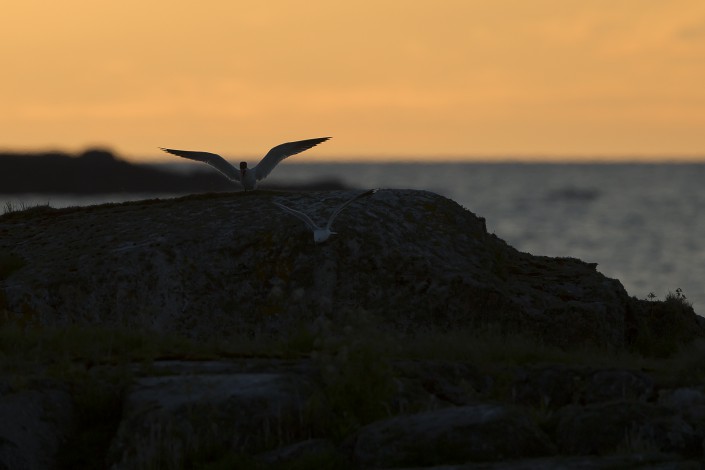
1 190 704 468
0 148 348 193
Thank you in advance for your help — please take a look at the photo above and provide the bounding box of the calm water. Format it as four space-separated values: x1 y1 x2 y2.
3 162 704 314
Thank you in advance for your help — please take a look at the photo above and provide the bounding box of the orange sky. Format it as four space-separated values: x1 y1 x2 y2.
2 0 705 162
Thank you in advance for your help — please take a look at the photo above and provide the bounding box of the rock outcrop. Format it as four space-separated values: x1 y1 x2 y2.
3 189 697 349
2 190 705 468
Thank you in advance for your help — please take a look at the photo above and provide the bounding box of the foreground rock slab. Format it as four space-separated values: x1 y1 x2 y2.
351 404 556 467
393 454 703 469
108 372 314 469
3 359 704 469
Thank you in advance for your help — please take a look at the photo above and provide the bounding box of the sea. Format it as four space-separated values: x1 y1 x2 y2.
2 162 704 315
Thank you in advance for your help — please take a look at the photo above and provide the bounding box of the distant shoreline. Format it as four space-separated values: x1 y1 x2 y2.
0 149 349 194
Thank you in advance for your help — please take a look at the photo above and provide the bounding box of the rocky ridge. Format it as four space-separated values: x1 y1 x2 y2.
2 189 698 348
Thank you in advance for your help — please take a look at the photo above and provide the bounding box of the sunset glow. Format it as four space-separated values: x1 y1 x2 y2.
2 0 705 161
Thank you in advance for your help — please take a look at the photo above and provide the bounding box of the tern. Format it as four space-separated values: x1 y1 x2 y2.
159 137 330 191
273 189 377 243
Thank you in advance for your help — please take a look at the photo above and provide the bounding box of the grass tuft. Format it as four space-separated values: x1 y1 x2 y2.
631 288 702 358
304 310 396 438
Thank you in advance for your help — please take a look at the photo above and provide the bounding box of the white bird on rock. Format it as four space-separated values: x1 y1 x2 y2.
273 189 377 243
159 137 330 191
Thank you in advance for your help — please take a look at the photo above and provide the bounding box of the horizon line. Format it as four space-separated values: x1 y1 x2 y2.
2 147 705 164
143 154 705 164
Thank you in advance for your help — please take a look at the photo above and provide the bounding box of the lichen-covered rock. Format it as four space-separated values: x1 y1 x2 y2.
510 366 587 408
582 369 654 404
350 404 556 467
659 387 705 410
552 401 701 457
107 372 314 469
0 190 672 349
510 366 656 409
0 384 74 470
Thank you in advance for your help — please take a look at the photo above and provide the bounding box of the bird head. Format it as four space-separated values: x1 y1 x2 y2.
239 161 248 178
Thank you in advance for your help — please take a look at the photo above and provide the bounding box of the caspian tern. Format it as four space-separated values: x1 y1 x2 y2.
273 189 377 243
159 137 330 190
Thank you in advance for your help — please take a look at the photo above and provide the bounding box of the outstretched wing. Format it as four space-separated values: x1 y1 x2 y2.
273 201 320 232
254 137 331 181
326 189 377 230
159 147 241 182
